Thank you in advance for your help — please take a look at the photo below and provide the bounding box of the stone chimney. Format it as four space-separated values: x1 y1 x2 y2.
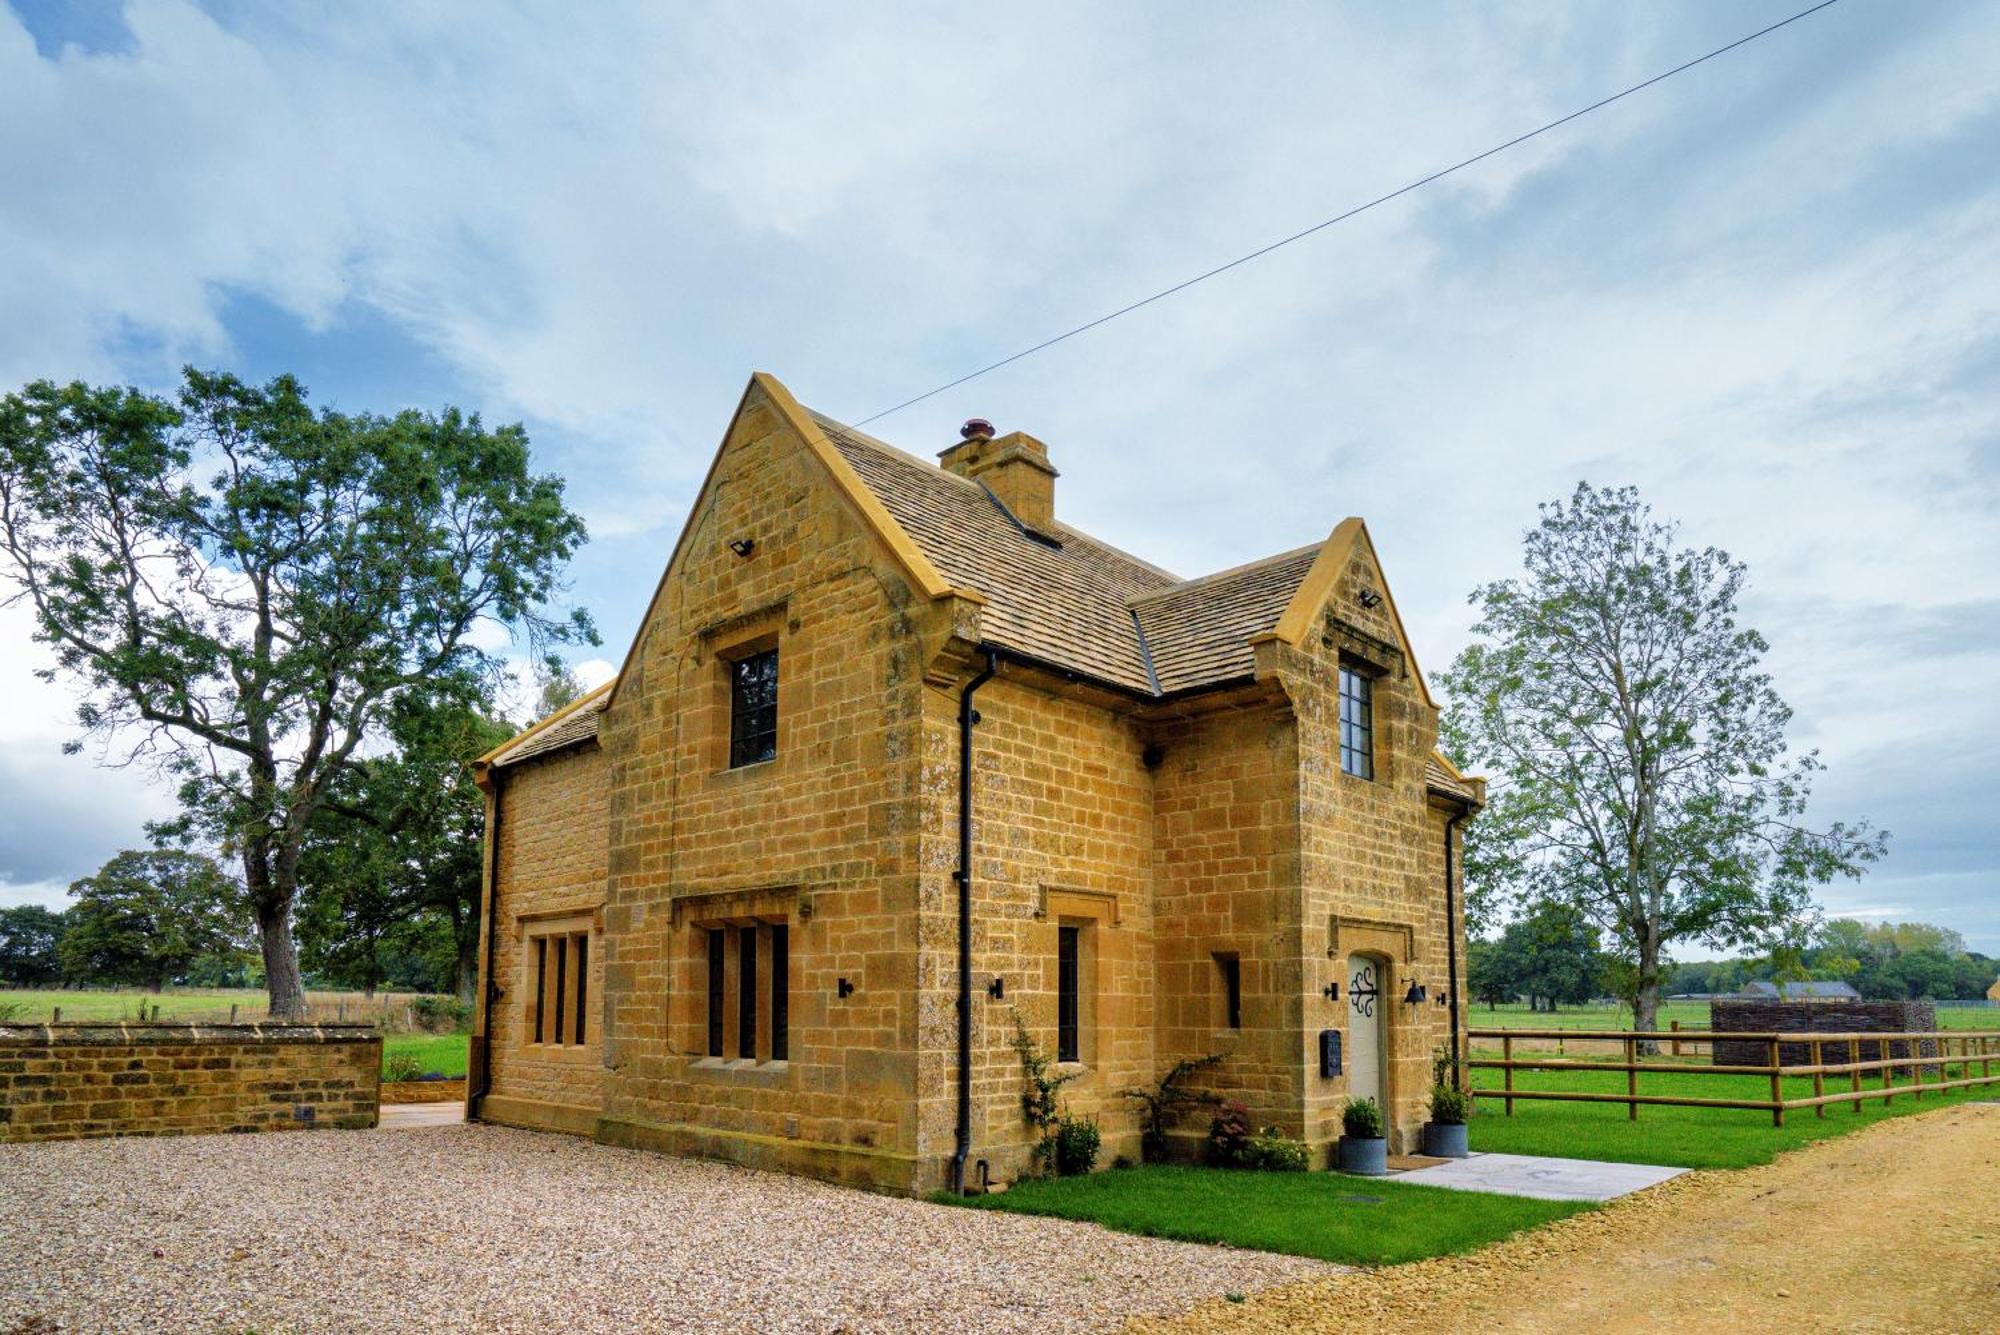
938 419 1059 530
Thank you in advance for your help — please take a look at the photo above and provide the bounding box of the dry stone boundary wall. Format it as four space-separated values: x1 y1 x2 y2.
0 1022 379 1143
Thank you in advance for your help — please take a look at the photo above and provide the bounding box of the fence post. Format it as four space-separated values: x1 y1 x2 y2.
1670 1019 1681 1058
1625 1036 1639 1121
1883 1038 1894 1106
1811 1038 1825 1119
1769 1036 1783 1128
1503 1034 1515 1117
51 1006 60 1024
1849 1036 1861 1114
229 1004 238 1024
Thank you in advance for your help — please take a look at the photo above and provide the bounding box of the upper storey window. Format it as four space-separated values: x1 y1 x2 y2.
1338 664 1374 780
729 648 779 768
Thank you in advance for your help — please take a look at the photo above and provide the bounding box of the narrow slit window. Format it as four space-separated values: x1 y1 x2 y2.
1217 953 1242 1030
533 936 548 1044
738 927 758 1060
706 928 725 1058
729 648 779 768
1057 925 1080 1063
770 924 789 1062
552 934 568 1046
572 934 589 1045
1338 665 1374 780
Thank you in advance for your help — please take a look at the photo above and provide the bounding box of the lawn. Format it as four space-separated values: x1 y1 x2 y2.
1467 1057 2000 1169
382 1032 469 1079
942 1164 1590 1266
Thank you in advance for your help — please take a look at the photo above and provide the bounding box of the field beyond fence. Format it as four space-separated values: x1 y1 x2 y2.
1468 1026 2000 1128
0 987 466 1033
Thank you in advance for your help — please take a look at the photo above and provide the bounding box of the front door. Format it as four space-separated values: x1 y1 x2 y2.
1346 953 1387 1109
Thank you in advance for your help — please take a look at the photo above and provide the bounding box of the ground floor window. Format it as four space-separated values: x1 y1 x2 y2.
704 921 790 1063
528 928 590 1047
1057 925 1081 1062
1215 952 1242 1030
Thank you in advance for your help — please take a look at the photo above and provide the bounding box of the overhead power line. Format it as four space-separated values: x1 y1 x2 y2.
853 0 1844 428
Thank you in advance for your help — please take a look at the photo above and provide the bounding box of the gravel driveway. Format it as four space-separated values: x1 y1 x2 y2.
0 1123 1332 1333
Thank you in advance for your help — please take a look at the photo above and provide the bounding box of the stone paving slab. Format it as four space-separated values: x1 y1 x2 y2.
378 1100 465 1129
1391 1151 1687 1201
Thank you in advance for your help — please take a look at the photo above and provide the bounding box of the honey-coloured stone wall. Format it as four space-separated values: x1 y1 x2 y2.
0 1023 378 1143
476 737 610 1135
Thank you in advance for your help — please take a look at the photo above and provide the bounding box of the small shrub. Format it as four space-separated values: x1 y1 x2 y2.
0 1000 27 1023
1121 1051 1225 1163
1428 1045 1471 1124
1249 1127 1309 1172
382 1053 424 1083
1342 1097 1385 1140
410 995 472 1034
1204 1099 1255 1167
1011 1010 1082 1177
1052 1114 1101 1176
1429 1082 1472 1125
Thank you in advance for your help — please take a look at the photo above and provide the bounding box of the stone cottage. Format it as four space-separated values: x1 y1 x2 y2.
468 372 1481 1194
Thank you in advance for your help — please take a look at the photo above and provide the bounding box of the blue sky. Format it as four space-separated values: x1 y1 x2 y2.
2 1 1996 952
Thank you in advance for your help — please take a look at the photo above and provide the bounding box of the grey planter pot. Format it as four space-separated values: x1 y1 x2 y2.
1421 1121 1469 1158
1336 1135 1387 1175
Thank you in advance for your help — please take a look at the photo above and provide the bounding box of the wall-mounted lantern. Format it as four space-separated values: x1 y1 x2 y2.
836 977 855 999
988 977 1006 1001
1322 980 1340 1002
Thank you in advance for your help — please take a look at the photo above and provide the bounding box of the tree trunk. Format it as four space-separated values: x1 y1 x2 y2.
455 932 479 1004
1632 940 1662 1055
255 894 307 1020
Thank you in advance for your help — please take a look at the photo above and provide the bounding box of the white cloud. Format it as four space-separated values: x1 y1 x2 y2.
1 1 1997 945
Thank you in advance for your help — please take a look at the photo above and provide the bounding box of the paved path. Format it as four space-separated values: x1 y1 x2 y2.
1393 1150 1686 1200
379 1100 465 1129
1140 1103 2000 1334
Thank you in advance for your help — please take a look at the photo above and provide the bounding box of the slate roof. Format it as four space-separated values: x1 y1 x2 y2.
814 412 1321 698
485 398 1477 797
484 683 610 769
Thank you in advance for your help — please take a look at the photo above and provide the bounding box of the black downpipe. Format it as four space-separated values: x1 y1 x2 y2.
950 648 999 1195
473 771 504 1119
1443 809 1465 1085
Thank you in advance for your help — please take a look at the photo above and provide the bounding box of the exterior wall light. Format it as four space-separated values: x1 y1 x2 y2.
1357 587 1384 610
836 977 855 999
728 537 756 557
988 976 1005 1000
1322 980 1340 1001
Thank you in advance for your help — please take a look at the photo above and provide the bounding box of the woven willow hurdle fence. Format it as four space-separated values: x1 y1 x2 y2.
1466 1028 2000 1127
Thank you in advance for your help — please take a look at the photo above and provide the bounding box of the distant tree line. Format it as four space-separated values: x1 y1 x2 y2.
1664 919 1995 1002
1462 909 1996 1010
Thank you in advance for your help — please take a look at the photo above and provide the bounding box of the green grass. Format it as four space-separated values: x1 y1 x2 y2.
382 1033 468 1078
1467 1055 2000 1169
942 1164 1589 1265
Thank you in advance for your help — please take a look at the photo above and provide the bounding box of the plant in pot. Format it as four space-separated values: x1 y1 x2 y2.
1336 1097 1387 1175
1422 1049 1473 1157
1423 1081 1472 1157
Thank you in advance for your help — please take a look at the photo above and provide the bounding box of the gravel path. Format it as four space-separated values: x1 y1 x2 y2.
0 1124 1331 1333
1136 1102 2000 1334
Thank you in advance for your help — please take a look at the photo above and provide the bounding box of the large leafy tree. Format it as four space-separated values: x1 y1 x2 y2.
59 850 244 991
0 369 592 1017
0 904 69 986
297 695 511 999
1441 484 1886 1040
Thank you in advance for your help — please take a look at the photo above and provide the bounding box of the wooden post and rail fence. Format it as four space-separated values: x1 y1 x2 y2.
1469 1027 2000 1127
